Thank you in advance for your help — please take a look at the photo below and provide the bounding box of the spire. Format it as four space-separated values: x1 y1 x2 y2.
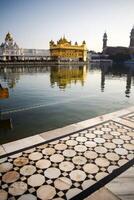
103 32 107 51
129 25 134 48
103 32 107 39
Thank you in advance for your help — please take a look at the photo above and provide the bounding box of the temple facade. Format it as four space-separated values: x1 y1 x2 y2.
49 36 88 61
0 32 50 61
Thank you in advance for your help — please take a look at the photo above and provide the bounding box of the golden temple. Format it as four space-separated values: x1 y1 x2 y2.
50 65 87 89
49 36 88 61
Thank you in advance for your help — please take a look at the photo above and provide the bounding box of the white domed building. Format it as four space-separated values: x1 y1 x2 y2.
0 32 50 61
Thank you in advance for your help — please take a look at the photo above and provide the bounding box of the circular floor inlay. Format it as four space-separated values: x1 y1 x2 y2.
104 142 116 149
59 161 74 172
105 153 119 161
110 131 120 136
71 133 79 137
85 141 96 148
94 146 107 154
82 180 96 190
24 148 36 154
60 136 70 141
123 144 134 150
29 152 43 161
94 130 104 135
115 148 128 155
13 157 29 167
18 194 37 200
85 133 96 138
108 166 118 173
95 172 108 181
0 162 13 173
0 189 8 200
44 167 61 179
74 145 87 152
9 181 27 196
54 177 72 190
69 170 86 182
95 158 110 167
66 188 82 199
112 139 124 145
83 164 99 174
20 165 36 176
66 140 78 146
63 149 76 157
120 135 131 141
103 134 113 140
117 128 127 133
55 144 67 150
127 131 134 137
2 171 20 183
101 127 111 132
36 159 51 169
94 138 105 144
127 154 134 160
9 153 22 158
50 154 64 163
118 159 128 166
28 174 45 187
50 140 59 145
42 147 55 155
76 136 87 142
84 151 98 159
131 140 134 144
72 156 87 165
37 185 56 200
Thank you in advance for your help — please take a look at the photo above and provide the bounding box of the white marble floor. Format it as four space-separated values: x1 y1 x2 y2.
0 107 134 200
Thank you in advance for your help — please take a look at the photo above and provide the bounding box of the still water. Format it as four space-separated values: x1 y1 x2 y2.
0 64 134 144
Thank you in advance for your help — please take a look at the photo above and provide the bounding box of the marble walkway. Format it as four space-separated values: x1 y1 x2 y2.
0 106 134 200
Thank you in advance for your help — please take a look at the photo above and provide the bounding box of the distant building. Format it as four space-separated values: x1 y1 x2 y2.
129 26 134 54
102 26 134 58
49 36 88 61
0 32 50 61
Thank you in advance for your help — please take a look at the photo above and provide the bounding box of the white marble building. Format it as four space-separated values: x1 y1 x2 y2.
0 32 50 61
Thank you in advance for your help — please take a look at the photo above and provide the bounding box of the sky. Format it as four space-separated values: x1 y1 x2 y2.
0 0 134 52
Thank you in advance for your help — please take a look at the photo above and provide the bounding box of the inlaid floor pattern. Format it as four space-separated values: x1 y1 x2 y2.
0 121 134 200
122 112 134 123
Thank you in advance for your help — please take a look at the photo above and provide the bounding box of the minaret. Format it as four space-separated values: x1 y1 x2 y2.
103 32 107 51
129 26 134 48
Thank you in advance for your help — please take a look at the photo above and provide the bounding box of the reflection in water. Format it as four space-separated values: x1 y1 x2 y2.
97 63 134 96
50 65 88 89
0 66 50 88
0 63 134 144
125 68 133 98
0 84 9 99
0 84 12 130
0 118 12 130
100 65 110 92
0 64 134 96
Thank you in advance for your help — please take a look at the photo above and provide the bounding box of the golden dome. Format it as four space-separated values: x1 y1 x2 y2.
82 40 86 45
5 32 13 41
58 36 69 44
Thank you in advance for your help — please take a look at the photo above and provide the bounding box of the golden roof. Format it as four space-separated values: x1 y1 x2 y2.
5 32 13 41
57 36 70 44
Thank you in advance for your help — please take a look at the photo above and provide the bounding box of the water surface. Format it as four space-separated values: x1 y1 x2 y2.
0 64 134 144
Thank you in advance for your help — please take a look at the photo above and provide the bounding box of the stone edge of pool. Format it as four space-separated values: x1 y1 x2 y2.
0 106 134 157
